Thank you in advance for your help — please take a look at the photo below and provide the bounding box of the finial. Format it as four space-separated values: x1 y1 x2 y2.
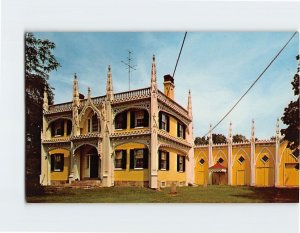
108 65 111 72
88 87 91 99
153 54 155 61
74 73 77 79
189 89 191 95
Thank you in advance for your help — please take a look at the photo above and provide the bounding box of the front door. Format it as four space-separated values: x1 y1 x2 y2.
90 154 99 178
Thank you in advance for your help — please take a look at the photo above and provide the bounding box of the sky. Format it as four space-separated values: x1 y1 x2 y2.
34 32 299 140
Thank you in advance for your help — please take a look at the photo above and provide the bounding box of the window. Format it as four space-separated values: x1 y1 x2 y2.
130 110 149 128
218 157 224 164
159 151 169 170
115 111 127 129
86 155 90 168
130 149 148 169
177 122 186 139
159 112 169 132
88 114 98 133
199 158 205 165
115 150 127 169
135 111 145 127
261 155 269 163
177 155 185 172
238 156 245 164
51 154 64 172
51 120 65 137
92 114 98 132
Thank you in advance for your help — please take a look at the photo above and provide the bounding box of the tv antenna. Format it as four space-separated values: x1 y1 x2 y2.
121 50 137 90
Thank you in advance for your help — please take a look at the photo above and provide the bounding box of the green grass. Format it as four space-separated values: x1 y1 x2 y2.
26 185 299 203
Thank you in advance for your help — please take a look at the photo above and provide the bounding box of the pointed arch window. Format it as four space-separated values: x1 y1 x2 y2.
88 113 99 133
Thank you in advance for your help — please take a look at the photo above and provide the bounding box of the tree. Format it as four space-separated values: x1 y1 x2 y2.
232 134 249 143
281 55 299 158
25 33 60 193
212 133 227 144
194 136 208 145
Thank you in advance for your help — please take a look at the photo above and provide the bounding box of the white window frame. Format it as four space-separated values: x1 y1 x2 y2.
178 155 184 172
178 123 184 138
160 151 167 170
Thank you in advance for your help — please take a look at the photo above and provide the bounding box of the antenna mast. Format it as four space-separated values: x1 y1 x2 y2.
121 50 137 91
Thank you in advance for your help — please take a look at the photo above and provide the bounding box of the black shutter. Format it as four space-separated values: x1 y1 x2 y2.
122 150 127 169
143 148 148 169
60 154 64 171
183 125 186 139
183 156 186 172
158 151 162 170
51 123 55 136
159 112 162 129
130 150 134 169
177 155 179 172
166 152 170 170
51 154 54 171
166 115 170 132
122 111 127 129
177 122 180 137
60 120 65 135
67 121 72 135
143 110 149 127
130 111 135 128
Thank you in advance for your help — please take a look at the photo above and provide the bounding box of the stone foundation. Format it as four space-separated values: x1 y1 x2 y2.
114 181 149 187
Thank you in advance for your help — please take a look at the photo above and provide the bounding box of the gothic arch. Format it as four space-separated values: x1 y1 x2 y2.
255 146 275 164
214 149 227 164
232 147 251 164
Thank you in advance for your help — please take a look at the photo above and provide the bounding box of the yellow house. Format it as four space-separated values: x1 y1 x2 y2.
40 55 299 189
40 56 194 188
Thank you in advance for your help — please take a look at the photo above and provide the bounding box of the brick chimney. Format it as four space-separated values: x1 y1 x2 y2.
163 74 175 100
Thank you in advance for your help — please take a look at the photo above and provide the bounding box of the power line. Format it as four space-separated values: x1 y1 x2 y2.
202 31 298 138
172 32 187 78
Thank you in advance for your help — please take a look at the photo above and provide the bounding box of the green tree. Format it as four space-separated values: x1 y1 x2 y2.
25 33 60 194
281 55 299 157
212 133 227 144
232 134 249 143
194 136 208 145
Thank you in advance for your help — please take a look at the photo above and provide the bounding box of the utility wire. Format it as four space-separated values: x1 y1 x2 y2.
173 32 187 78
202 31 298 138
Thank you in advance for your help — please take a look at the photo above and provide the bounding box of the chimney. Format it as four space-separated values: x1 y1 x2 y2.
163 74 175 100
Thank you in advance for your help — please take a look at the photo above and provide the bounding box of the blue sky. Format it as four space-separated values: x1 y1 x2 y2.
34 32 299 140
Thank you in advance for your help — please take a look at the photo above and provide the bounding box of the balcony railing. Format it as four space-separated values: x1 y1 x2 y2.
112 87 151 103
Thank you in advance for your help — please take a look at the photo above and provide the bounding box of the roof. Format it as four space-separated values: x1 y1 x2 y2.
209 163 227 172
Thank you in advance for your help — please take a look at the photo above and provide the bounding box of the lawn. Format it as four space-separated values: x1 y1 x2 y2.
26 185 299 203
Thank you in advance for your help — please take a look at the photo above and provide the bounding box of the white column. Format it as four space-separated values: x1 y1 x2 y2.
275 118 280 187
150 55 158 189
208 124 213 167
186 90 195 185
250 119 256 186
227 121 233 185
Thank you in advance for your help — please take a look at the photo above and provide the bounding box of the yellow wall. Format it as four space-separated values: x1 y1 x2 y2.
232 145 251 186
212 146 228 166
114 143 149 182
255 144 275 186
157 147 186 185
49 148 70 181
279 142 299 187
194 147 209 185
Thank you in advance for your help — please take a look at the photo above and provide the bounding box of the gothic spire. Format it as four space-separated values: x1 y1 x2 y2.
106 65 114 101
187 89 192 117
209 124 213 145
228 121 233 143
43 87 48 111
87 86 91 99
151 55 157 91
73 73 79 107
251 119 255 142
